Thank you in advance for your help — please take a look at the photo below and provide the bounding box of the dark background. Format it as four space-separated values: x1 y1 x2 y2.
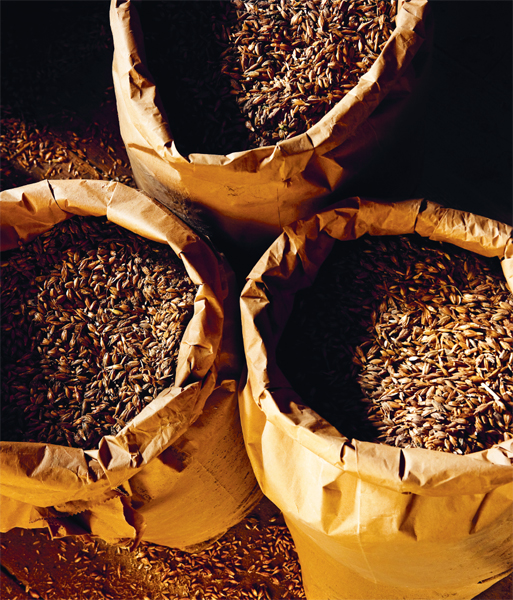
413 0 513 226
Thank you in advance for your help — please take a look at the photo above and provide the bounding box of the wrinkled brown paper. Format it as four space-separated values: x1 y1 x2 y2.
0 179 261 549
109 0 433 254
239 198 513 599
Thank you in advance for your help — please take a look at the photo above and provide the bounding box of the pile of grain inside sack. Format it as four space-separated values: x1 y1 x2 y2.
1 216 197 450
139 0 398 154
277 235 513 454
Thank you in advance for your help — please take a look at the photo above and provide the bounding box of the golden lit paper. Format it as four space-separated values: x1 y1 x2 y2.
239 198 513 599
0 179 261 549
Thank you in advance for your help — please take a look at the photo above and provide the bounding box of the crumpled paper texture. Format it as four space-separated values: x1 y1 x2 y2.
0 179 261 548
239 198 513 599
109 0 433 254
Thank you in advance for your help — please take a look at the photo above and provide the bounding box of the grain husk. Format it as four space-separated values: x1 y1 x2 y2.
0 179 262 550
239 197 513 600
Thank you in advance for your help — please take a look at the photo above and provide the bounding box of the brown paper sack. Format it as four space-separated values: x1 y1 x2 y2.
109 0 433 256
239 198 513 600
0 179 261 550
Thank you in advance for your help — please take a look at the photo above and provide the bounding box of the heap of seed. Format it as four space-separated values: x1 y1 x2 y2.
1 216 197 450
2 500 305 600
277 234 513 454
140 0 397 154
0 103 135 191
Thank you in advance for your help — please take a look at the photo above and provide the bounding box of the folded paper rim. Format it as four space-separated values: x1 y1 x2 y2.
0 179 236 508
240 197 513 498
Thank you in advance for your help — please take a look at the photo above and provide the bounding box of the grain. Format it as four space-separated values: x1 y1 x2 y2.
1 216 197 450
0 106 135 190
133 510 305 600
140 0 398 154
277 234 513 454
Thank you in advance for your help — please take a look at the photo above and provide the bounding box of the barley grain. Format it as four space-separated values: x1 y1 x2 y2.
140 0 398 154
1 216 197 450
277 234 513 454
